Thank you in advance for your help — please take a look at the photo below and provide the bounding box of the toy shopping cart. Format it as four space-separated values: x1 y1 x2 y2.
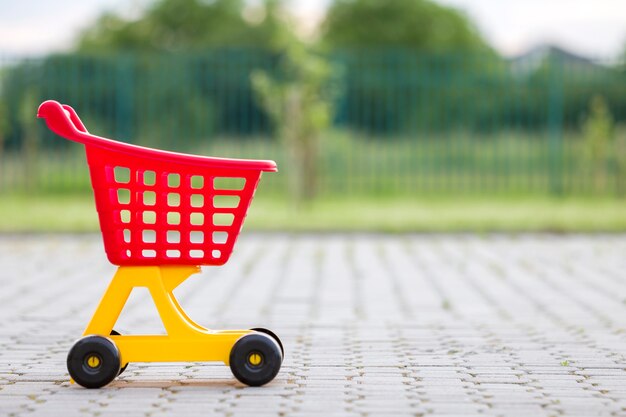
37 100 282 388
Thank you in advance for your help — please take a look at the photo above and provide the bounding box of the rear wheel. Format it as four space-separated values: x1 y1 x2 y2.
229 333 282 387
250 328 284 358
67 335 121 388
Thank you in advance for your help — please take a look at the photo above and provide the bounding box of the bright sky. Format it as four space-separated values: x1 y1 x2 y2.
1 0 625 58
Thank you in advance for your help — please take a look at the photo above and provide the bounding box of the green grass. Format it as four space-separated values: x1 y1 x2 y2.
248 196 626 232
2 130 622 197
1 194 625 233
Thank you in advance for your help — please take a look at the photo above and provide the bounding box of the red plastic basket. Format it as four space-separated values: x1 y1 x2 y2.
37 100 277 266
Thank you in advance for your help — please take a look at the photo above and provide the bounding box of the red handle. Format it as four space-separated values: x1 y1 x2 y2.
62 104 88 133
37 100 278 172
37 100 83 141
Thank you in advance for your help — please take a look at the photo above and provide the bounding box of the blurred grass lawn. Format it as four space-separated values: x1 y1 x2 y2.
1 194 625 233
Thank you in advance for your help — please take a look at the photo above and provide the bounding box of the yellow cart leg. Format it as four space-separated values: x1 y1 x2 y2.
83 266 250 363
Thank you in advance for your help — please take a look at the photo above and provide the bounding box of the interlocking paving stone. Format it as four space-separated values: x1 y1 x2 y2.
0 233 625 416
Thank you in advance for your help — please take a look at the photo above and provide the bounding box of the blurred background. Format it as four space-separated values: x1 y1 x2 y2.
1 0 625 232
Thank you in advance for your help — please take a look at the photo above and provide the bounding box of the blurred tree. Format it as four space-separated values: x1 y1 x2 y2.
321 0 490 51
19 89 40 190
78 0 285 52
583 95 614 192
69 0 298 143
615 127 626 196
320 0 498 134
0 102 8 161
252 1 337 203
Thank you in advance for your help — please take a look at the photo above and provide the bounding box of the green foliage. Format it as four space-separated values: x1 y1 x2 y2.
66 0 301 150
583 95 615 191
527 52 625 134
334 50 509 133
321 0 491 52
18 89 40 190
253 46 335 143
0 101 9 156
321 0 501 133
613 127 626 195
0 101 8 134
252 32 337 202
583 95 614 163
77 0 287 52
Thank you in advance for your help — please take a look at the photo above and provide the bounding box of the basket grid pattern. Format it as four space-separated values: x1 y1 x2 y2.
91 155 261 266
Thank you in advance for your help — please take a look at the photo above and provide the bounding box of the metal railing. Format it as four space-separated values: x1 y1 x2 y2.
1 49 624 196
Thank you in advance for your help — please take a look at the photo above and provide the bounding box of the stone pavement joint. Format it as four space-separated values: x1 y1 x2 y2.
0 234 624 416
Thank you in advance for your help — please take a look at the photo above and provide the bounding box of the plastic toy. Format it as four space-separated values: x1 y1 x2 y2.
37 100 282 388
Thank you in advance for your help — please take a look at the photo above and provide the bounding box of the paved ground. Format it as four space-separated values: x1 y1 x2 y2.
0 234 625 417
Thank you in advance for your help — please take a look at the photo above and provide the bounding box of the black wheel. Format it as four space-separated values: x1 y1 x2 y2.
109 330 128 375
229 333 282 387
250 328 284 359
67 335 121 388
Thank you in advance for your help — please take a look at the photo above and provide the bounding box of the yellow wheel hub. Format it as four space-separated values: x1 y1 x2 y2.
248 352 263 367
86 355 101 369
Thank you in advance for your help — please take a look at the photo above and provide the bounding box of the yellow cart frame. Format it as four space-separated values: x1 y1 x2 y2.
83 266 251 366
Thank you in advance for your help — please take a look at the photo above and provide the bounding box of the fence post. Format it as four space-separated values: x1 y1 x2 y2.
116 55 134 142
548 55 564 195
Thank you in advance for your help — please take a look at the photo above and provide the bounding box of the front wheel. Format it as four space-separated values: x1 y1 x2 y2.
229 333 282 387
110 330 128 375
67 335 121 388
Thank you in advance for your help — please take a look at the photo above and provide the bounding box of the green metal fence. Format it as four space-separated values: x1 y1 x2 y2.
1 49 625 197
